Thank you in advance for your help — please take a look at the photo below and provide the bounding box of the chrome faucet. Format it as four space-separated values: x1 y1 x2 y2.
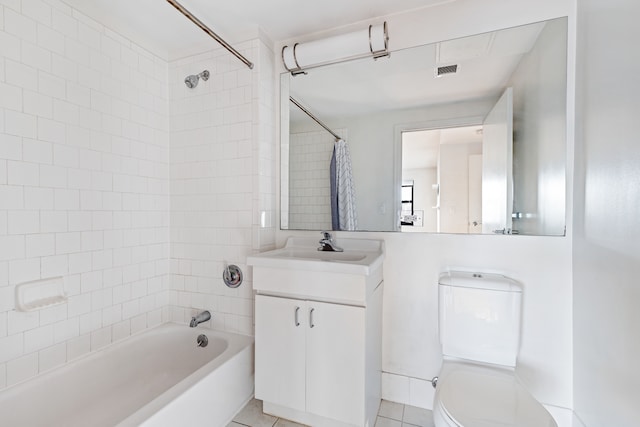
190 310 211 327
318 231 343 252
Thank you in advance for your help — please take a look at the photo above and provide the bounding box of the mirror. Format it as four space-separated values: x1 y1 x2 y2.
281 17 568 235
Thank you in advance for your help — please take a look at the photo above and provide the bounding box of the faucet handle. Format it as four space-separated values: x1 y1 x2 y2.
321 231 332 240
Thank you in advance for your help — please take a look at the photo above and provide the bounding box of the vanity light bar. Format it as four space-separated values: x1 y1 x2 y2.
282 22 389 75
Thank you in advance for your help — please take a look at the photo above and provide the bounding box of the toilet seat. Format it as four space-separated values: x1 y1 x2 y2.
435 364 557 427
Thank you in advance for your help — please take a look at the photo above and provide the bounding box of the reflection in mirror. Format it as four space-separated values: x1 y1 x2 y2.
400 125 483 234
281 17 568 235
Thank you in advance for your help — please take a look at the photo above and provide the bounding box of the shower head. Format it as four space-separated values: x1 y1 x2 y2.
184 70 210 88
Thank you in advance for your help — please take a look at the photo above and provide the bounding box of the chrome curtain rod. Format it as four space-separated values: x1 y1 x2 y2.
166 0 254 69
289 97 341 141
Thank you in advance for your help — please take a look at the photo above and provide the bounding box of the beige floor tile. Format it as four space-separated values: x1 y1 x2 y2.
378 400 404 421
375 416 403 427
402 405 435 427
232 398 278 427
273 418 308 427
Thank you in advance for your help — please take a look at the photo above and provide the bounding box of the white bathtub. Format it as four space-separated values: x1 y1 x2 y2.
0 323 254 427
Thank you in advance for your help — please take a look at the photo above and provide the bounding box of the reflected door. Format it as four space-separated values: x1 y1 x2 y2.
482 87 513 234
468 154 483 233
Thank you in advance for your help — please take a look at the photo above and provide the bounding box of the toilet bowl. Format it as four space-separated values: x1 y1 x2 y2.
433 272 557 427
433 361 556 427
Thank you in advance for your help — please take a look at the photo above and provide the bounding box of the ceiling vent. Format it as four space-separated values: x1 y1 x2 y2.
436 64 458 77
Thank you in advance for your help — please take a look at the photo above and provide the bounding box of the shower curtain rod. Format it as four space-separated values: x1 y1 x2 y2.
289 97 341 141
166 0 254 69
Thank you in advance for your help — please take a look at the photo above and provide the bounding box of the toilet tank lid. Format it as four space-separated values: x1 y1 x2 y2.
439 271 522 292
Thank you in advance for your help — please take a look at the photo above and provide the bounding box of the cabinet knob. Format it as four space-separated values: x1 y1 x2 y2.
309 308 315 328
294 306 301 327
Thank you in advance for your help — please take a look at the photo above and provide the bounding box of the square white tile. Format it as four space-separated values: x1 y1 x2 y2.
232 398 434 427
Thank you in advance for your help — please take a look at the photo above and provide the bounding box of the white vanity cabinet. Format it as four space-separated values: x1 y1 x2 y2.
248 237 384 427
255 291 381 426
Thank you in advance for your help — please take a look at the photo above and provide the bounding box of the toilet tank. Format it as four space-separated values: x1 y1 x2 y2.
438 271 522 367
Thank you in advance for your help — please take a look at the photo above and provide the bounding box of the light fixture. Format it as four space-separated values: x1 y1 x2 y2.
282 22 389 75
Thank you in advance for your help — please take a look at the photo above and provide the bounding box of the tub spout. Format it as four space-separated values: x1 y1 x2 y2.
190 310 211 327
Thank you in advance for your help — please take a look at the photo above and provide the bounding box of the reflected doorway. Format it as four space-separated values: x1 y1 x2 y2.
401 125 483 233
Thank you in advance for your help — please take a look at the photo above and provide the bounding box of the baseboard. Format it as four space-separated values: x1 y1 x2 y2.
381 372 434 410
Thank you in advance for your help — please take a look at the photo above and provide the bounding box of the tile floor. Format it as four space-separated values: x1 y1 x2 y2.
228 399 435 427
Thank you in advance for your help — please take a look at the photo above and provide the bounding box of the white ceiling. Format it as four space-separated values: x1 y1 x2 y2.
61 0 451 60
289 21 546 123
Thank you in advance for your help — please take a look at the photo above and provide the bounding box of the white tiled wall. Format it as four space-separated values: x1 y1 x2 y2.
0 0 170 390
0 0 276 391
168 38 276 335
288 129 344 230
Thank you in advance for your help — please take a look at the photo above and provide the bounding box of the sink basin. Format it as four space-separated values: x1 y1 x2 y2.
247 237 384 275
271 248 367 262
248 237 384 305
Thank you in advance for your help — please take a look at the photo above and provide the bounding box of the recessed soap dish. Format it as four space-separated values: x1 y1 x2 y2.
15 277 67 312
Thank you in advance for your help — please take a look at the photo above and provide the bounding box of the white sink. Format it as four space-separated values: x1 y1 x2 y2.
247 237 384 276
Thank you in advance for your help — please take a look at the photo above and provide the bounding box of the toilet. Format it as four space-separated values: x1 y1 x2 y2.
433 271 557 427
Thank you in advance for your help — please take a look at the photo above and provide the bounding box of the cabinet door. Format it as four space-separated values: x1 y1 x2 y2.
255 295 306 411
306 301 366 425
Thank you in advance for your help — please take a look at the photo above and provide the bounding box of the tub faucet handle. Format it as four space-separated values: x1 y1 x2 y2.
190 310 211 327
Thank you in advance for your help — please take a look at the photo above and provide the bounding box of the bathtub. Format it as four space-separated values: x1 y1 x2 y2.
0 323 254 427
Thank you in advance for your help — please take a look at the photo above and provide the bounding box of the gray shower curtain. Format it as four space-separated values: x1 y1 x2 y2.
330 139 357 231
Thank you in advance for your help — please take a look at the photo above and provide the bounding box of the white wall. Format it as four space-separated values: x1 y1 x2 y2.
0 0 170 390
276 0 575 412
573 0 640 425
380 233 573 409
168 38 276 335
